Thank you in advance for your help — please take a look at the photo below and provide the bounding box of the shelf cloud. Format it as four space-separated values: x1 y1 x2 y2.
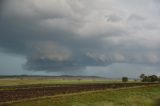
0 0 160 72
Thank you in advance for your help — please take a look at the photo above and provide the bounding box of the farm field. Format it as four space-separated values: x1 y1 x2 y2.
0 77 160 106
0 78 121 86
4 85 160 106
0 82 158 103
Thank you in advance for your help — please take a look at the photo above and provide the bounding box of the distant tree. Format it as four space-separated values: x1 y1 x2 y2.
146 76 152 82
134 79 138 82
140 74 158 82
140 74 145 81
122 77 128 82
149 75 158 82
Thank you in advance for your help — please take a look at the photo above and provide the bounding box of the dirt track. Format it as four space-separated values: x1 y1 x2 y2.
0 83 159 103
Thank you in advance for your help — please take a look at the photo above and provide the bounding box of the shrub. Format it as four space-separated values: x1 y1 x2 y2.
122 77 128 82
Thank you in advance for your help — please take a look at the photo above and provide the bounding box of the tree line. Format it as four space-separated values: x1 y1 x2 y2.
122 74 160 82
140 74 160 82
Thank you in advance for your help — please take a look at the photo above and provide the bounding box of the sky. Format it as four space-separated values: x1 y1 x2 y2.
0 0 160 78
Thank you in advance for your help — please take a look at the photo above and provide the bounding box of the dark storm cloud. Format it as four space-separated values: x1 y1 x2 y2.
0 0 160 72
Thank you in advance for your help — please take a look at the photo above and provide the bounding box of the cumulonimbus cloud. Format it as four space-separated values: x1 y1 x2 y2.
0 0 160 72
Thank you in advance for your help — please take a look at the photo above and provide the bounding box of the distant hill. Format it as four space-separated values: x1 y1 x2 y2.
0 75 108 80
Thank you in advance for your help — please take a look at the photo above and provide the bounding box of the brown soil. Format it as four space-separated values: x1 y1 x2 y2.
0 83 158 103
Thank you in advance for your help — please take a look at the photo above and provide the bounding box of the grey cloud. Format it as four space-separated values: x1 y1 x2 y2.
0 0 160 72
105 14 122 22
154 0 160 3
128 14 146 21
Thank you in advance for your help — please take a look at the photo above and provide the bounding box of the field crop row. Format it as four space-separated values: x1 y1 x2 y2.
8 85 160 106
0 82 159 104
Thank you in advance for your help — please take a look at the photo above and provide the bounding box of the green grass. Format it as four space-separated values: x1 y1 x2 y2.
8 86 160 106
0 78 123 86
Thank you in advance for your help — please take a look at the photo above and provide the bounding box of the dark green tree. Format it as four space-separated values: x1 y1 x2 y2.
140 74 158 82
140 74 145 81
122 77 128 82
149 75 158 82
